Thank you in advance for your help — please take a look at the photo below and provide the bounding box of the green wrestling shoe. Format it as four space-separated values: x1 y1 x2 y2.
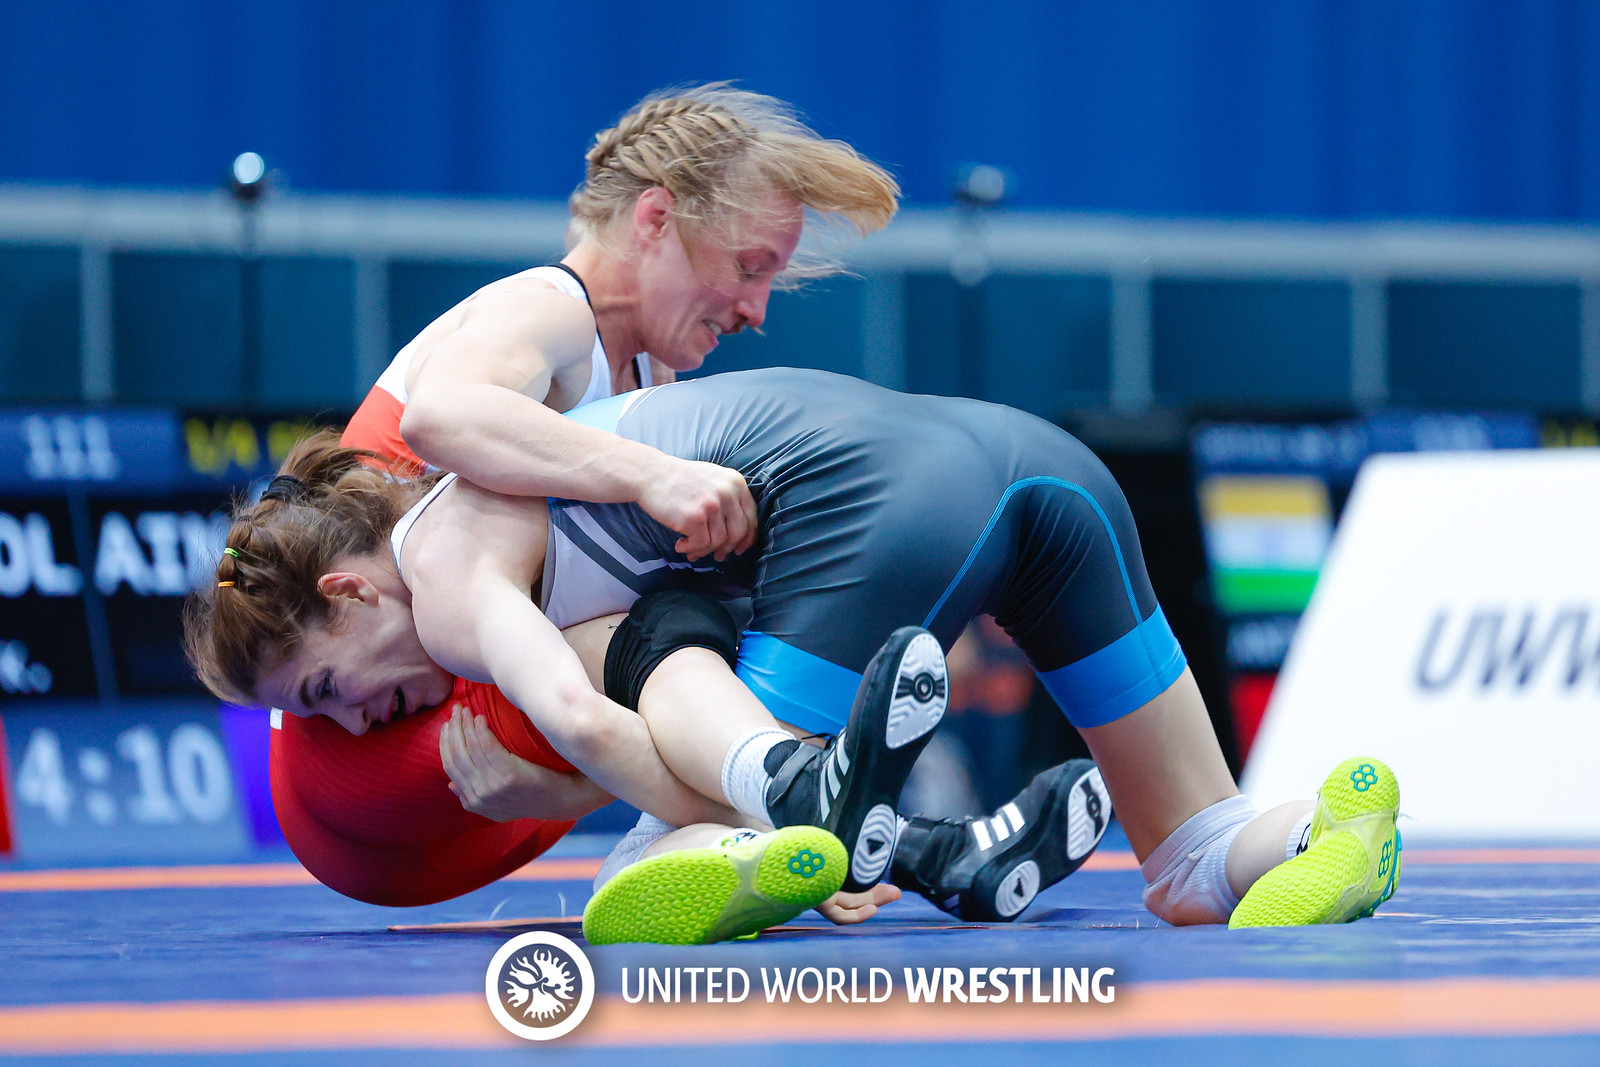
582 825 847 946
1230 757 1402 929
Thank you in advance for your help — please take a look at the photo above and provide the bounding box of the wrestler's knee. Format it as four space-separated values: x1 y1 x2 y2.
604 588 739 710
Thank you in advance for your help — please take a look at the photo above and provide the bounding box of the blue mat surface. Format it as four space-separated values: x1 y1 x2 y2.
5 825 1599 1064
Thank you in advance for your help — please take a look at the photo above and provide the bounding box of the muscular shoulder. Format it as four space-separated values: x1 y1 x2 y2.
461 273 595 347
404 477 548 596
402 273 597 399
402 478 553 681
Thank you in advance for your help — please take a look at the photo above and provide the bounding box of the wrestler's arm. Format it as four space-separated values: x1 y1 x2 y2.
439 613 623 824
406 483 738 829
448 614 905 926
398 279 753 560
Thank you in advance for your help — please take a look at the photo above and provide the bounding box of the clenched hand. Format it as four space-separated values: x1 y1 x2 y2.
637 455 758 561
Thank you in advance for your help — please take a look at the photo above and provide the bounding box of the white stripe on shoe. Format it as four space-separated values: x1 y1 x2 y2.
816 731 853 822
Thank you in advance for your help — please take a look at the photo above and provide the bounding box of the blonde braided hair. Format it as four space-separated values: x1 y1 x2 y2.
569 83 899 281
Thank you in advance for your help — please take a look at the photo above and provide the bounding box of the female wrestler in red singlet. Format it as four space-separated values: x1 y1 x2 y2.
271 676 586 907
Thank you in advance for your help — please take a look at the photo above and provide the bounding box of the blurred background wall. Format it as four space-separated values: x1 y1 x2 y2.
3 1 1599 854
6 0 1600 218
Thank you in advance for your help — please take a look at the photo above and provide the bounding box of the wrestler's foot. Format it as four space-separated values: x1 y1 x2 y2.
1229 757 1402 929
892 759 1111 921
765 627 948 893
582 826 846 946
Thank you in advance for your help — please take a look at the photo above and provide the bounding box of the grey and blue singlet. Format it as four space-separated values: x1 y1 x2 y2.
541 369 1186 736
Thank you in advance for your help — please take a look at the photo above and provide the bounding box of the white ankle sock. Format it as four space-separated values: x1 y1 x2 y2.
1287 810 1314 860
720 728 794 827
1140 794 1258 926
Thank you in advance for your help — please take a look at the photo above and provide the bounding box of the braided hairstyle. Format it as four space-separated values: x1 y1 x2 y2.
569 83 899 281
182 429 436 705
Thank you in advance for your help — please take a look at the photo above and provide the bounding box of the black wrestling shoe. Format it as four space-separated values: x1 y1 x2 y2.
892 759 1111 921
765 627 948 893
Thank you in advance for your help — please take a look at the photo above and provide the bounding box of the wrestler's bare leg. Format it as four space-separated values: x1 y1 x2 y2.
1079 668 1311 899
559 618 813 807
634 648 816 804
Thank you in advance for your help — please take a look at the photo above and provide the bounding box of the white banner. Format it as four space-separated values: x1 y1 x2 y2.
1241 450 1600 838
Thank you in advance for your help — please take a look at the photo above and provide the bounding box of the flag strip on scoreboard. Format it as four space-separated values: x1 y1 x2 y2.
1198 475 1332 615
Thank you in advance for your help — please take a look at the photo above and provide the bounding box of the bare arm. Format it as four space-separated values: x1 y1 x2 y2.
401 283 668 502
399 280 753 559
408 482 737 828
441 615 622 823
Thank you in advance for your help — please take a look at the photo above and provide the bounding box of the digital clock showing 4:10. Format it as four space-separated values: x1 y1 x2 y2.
1 702 251 863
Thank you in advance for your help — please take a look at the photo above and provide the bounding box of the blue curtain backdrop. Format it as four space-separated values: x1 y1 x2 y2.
3 0 1598 220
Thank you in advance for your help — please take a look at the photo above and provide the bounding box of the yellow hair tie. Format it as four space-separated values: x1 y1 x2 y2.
217 580 236 588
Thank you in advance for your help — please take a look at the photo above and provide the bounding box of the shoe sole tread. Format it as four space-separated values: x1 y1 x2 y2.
833 628 947 892
582 826 846 945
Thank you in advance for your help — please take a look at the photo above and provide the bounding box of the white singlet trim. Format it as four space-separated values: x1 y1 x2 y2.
389 473 458 582
371 265 652 407
388 472 631 631
540 503 665 630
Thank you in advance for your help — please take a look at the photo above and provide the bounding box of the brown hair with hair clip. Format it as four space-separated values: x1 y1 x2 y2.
183 430 437 705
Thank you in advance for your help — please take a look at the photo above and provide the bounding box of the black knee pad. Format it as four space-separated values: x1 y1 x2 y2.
603 588 740 711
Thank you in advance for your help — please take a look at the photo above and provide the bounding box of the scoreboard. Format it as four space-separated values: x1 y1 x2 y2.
1189 410 1548 760
1 701 262 863
0 408 332 860
0 409 329 700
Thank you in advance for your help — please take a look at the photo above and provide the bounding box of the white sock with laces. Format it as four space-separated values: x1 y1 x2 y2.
720 728 795 827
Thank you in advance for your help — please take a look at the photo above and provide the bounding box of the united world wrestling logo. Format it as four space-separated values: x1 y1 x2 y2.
485 931 595 1041
505 948 574 1021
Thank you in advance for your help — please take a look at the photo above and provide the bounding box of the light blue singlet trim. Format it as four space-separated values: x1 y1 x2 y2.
1037 605 1187 728
735 608 1184 735
920 476 1141 630
919 474 1182 728
735 631 861 735
560 390 631 433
